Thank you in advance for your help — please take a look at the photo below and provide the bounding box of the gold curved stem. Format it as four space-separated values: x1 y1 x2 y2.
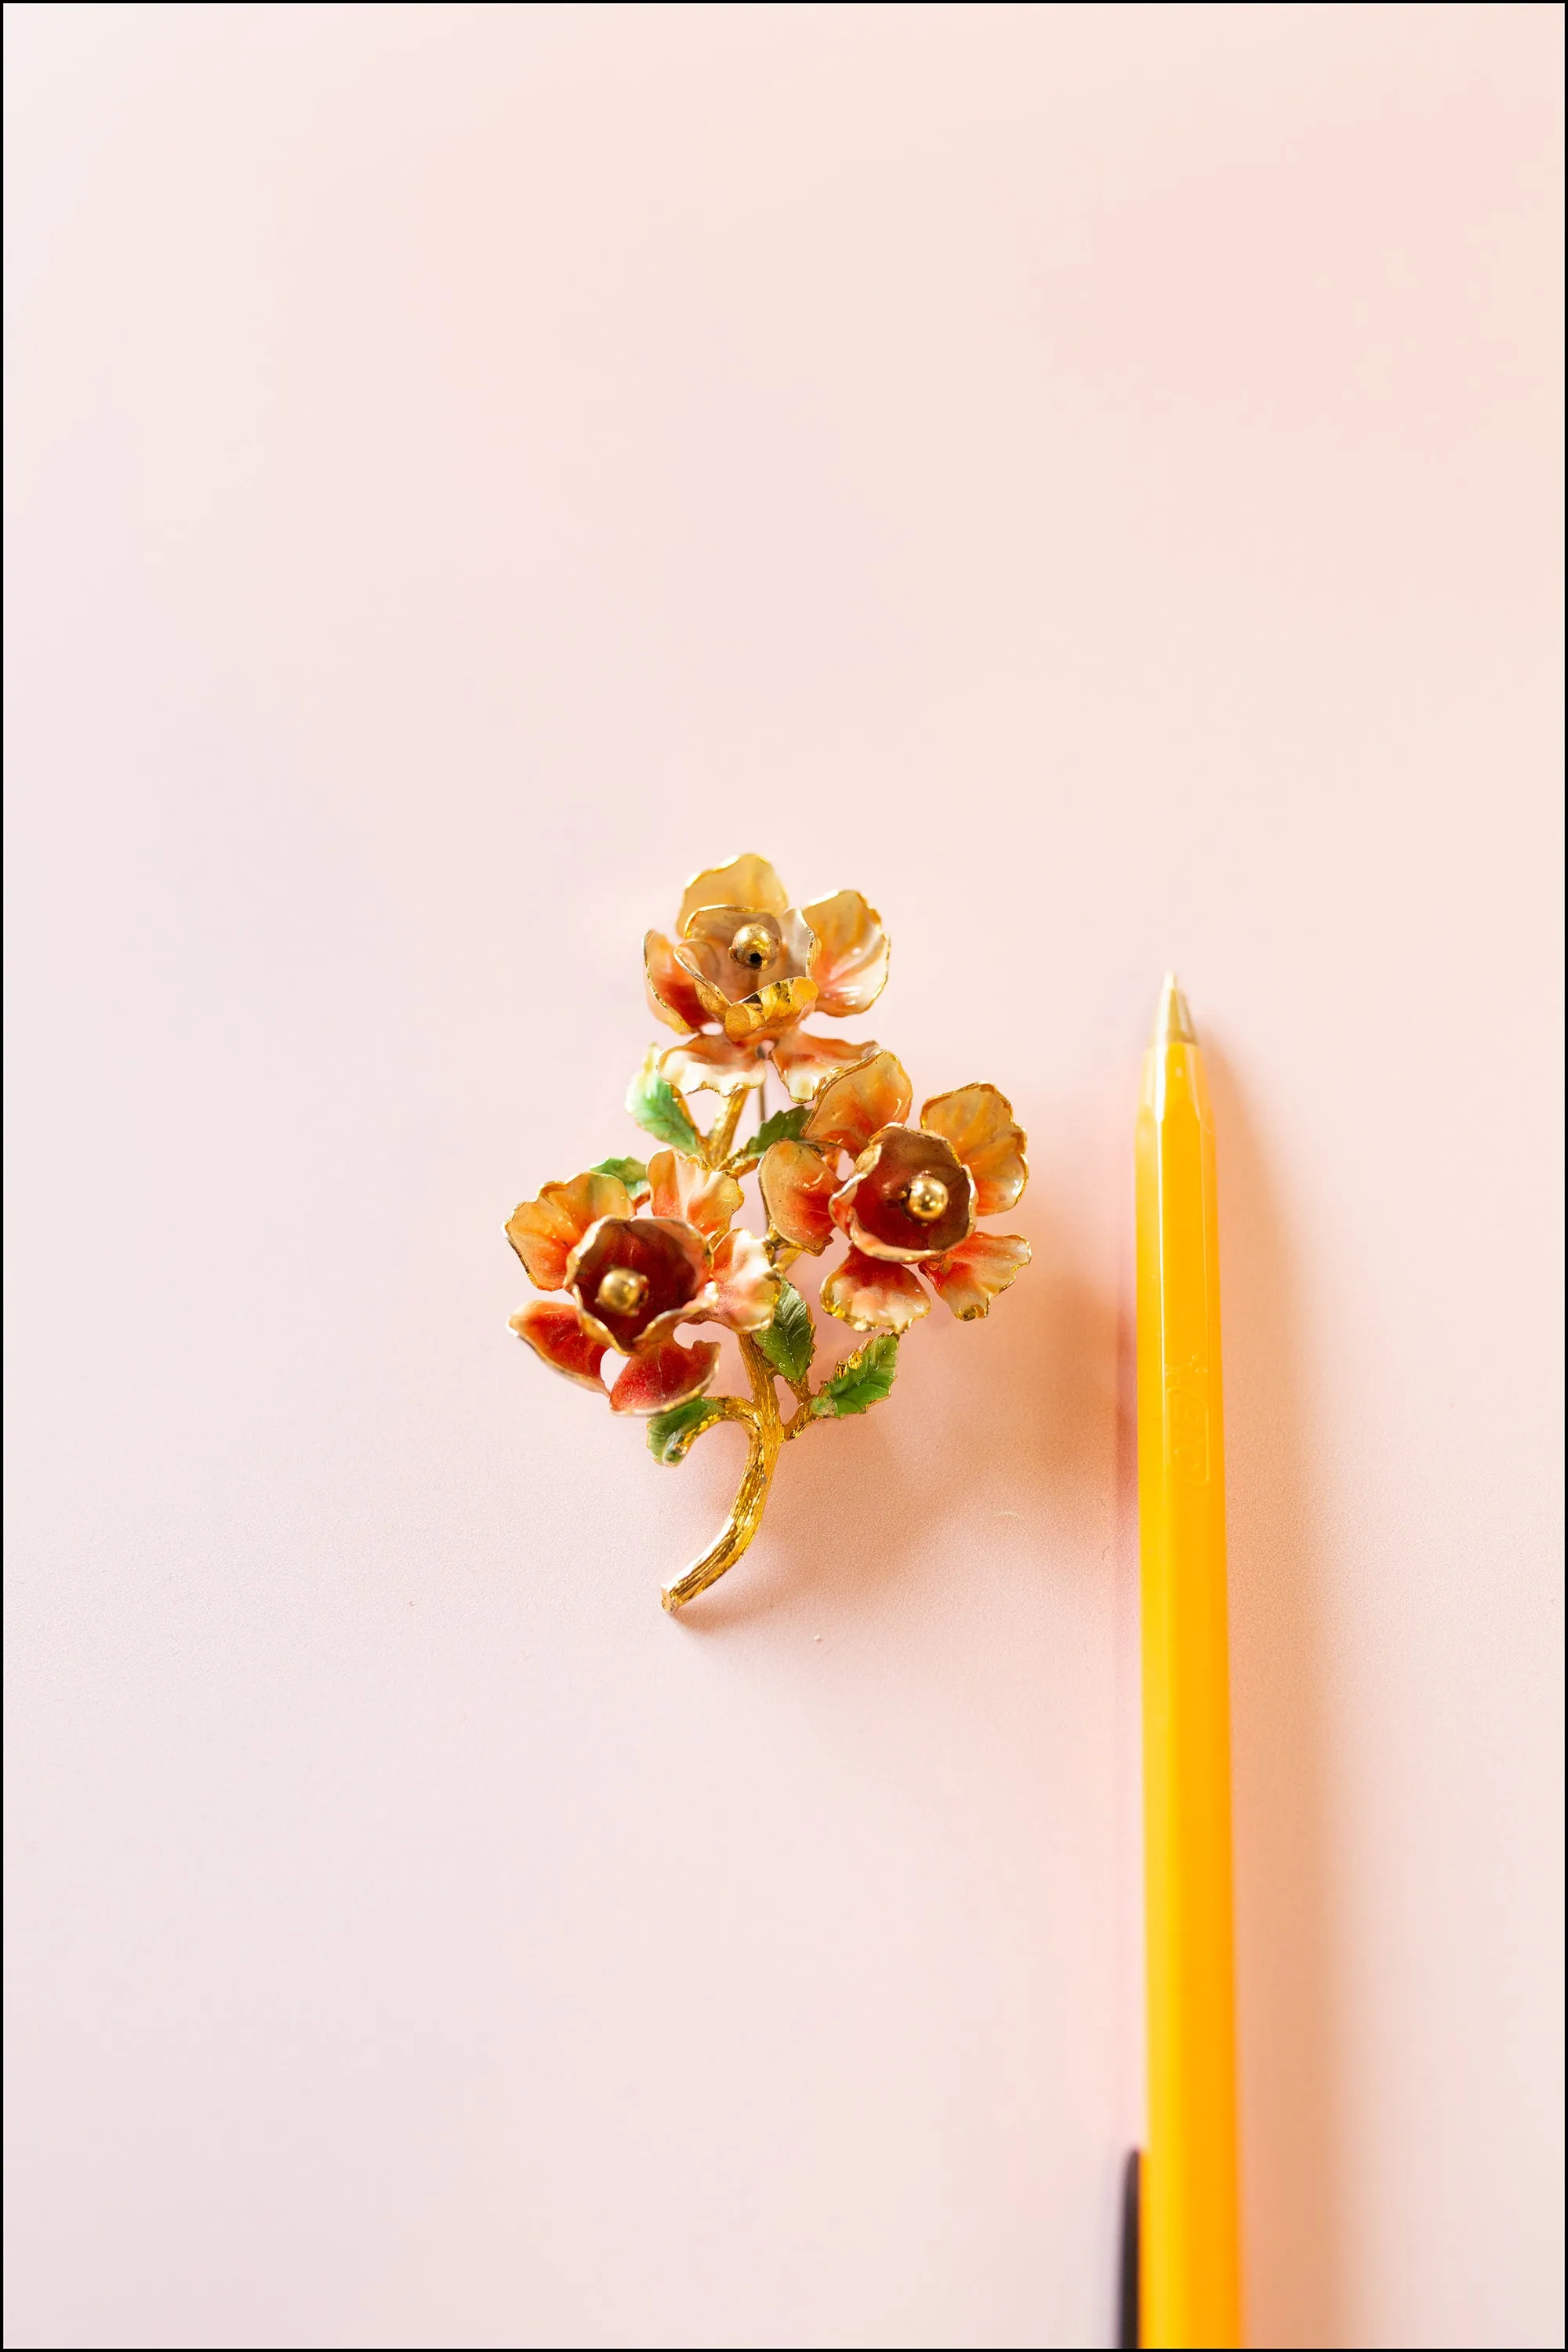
661 1334 782 1613
705 1087 747 1169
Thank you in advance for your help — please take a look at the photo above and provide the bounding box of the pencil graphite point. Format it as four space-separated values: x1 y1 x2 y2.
1154 971 1197 1047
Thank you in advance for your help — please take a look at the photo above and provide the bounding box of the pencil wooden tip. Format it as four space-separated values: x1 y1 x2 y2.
1154 971 1197 1046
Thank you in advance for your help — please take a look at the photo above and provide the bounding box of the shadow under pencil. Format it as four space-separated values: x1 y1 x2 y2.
1206 1041 1346 2348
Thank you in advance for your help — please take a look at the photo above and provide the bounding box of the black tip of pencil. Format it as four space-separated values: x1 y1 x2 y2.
1117 2147 1142 2350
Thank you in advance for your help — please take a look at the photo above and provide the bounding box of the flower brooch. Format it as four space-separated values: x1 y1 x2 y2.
506 855 1030 1610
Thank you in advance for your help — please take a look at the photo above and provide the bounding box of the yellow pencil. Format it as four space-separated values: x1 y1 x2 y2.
1134 975 1242 2348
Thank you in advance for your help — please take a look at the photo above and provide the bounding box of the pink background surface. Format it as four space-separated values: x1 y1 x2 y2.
5 6 1563 2346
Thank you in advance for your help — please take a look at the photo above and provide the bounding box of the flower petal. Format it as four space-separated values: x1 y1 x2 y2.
800 889 889 1017
706 1228 779 1331
771 1027 880 1103
608 1336 722 1415
820 1247 930 1334
718 974 817 1042
509 1299 610 1391
659 1033 765 1096
677 854 790 931
506 1171 632 1290
759 1139 839 1254
919 1083 1029 1214
923 1231 1032 1320
803 1048 913 1159
644 930 709 1034
719 973 817 1042
646 1150 742 1245
631 1290 719 1355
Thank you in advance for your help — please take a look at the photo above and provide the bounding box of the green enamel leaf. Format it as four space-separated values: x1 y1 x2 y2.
647 1395 727 1465
812 1331 900 1417
590 1155 649 1198
626 1049 701 1155
751 1103 810 1154
753 1279 815 1385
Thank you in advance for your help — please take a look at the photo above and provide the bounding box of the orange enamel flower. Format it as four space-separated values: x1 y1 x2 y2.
506 1156 778 1414
758 1049 1031 1333
644 851 889 1102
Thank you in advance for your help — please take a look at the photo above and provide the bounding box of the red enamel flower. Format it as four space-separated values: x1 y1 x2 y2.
758 1049 1031 1332
506 1156 777 1414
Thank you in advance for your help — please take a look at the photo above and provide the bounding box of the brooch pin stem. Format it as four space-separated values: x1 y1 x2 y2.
660 1334 782 1612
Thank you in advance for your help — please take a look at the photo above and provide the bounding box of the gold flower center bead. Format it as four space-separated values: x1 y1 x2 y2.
729 921 776 974
597 1265 649 1316
904 1170 950 1222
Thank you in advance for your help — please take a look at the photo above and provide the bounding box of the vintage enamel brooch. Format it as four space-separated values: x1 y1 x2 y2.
505 855 1030 1610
